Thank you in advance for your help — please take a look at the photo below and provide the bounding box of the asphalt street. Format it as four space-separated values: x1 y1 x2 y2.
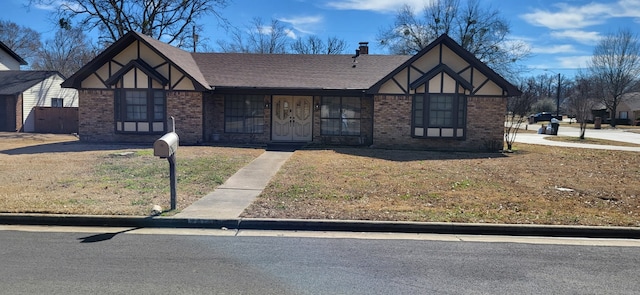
1 226 639 295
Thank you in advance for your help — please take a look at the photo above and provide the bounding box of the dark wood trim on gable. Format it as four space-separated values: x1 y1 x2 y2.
62 31 209 91
367 34 521 97
104 59 168 87
409 64 474 91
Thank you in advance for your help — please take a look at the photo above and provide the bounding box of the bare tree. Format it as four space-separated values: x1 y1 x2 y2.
377 0 529 79
566 72 599 139
588 28 640 127
218 18 291 54
0 20 42 65
30 28 97 78
504 78 536 151
290 36 347 54
29 0 229 50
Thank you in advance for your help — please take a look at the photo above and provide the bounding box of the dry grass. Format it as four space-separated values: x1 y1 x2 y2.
545 136 640 147
243 145 640 227
0 133 262 215
4 133 640 226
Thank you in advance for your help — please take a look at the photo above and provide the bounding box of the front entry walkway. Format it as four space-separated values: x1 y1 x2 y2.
174 150 293 219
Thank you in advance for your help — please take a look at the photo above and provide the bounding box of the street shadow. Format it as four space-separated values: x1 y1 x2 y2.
78 227 140 243
319 147 508 162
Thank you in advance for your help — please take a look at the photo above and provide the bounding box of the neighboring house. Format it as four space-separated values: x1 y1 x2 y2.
616 92 640 125
62 31 520 151
0 41 26 71
0 71 79 132
0 41 79 132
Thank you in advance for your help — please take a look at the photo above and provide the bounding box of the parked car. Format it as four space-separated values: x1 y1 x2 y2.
530 112 553 123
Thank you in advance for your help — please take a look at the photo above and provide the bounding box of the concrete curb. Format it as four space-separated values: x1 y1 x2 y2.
1 213 639 239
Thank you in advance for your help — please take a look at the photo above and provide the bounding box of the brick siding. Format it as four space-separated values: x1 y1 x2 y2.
372 94 506 151
78 89 203 144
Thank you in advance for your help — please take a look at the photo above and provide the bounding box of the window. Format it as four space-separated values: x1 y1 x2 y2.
412 94 466 138
115 89 165 133
320 96 361 136
51 98 63 107
224 94 264 133
620 111 629 119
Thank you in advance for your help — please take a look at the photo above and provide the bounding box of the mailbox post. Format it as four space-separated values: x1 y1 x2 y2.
154 117 179 211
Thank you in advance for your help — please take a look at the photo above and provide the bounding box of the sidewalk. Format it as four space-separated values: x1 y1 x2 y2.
174 149 293 219
513 122 640 151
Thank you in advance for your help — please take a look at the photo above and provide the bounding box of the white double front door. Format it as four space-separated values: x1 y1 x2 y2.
271 96 313 142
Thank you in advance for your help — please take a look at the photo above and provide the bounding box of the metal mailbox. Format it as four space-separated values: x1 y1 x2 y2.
153 132 179 158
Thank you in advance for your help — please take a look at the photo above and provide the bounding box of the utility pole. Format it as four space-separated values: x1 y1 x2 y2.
556 72 561 117
545 69 562 118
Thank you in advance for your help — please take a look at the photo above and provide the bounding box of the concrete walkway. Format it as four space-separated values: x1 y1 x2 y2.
514 122 640 152
174 150 293 219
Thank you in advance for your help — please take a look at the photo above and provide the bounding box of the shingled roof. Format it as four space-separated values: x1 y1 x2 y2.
63 31 520 97
0 71 61 95
191 53 411 90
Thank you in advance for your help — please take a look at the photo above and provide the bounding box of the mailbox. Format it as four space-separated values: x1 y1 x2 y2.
154 132 179 158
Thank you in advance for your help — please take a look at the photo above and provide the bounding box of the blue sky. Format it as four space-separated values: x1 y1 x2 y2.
3 0 640 78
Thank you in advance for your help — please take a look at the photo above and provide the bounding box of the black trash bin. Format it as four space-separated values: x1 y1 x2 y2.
551 122 559 135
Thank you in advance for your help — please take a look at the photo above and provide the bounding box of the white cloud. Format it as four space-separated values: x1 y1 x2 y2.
530 55 592 70
611 0 640 18
520 0 640 31
531 44 578 54
557 55 592 69
325 0 431 13
550 30 601 45
278 15 324 35
285 28 297 39
520 2 611 30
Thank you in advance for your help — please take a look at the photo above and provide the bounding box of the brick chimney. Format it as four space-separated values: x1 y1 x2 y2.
358 42 369 55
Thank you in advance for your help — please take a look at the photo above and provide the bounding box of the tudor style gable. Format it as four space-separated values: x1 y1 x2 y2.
371 34 520 97
62 31 209 138
369 34 520 143
66 34 206 91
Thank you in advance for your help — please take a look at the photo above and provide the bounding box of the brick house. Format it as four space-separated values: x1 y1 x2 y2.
62 31 520 151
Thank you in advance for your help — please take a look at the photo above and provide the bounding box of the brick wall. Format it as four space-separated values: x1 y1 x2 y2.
372 94 506 151
166 91 203 144
15 94 23 132
78 89 116 142
78 89 204 144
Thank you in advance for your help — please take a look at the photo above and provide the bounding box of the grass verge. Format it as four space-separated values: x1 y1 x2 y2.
243 145 640 227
